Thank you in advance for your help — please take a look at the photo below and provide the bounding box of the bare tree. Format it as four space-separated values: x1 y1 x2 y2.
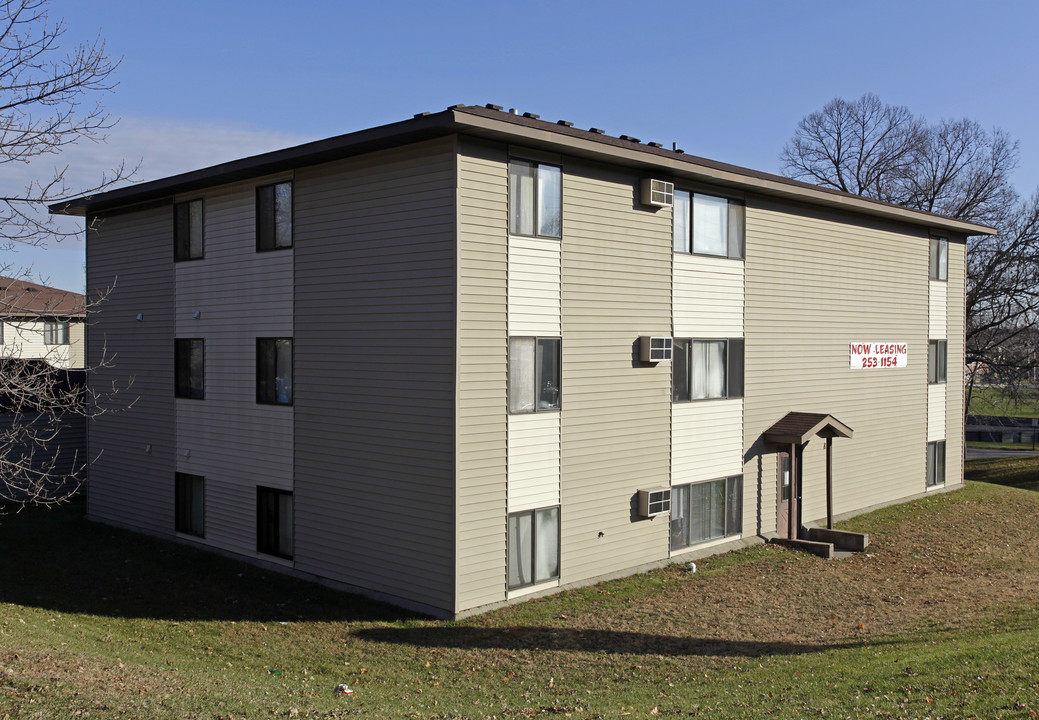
781 93 1039 414
0 0 131 507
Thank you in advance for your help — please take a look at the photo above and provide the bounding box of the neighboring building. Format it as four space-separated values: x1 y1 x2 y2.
51 105 992 618
0 277 85 370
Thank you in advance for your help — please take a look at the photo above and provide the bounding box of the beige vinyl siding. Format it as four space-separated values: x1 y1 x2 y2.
1 319 84 369
293 138 457 615
672 400 744 486
86 206 175 533
507 413 561 512
946 238 966 486
455 138 509 613
673 254 744 336
173 175 294 557
508 237 561 336
928 280 948 338
927 385 947 442
560 158 673 582
744 197 930 529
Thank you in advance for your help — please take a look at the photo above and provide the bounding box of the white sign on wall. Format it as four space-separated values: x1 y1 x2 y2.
850 342 908 369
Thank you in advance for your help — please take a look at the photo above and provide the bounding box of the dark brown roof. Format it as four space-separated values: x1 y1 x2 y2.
48 104 995 237
763 412 854 445
0 277 85 317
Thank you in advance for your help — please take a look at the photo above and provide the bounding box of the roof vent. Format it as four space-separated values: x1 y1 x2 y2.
509 108 519 115
648 142 663 148
589 127 605 135
620 135 640 143
522 112 540 119
485 104 503 111
557 120 573 127
413 111 430 118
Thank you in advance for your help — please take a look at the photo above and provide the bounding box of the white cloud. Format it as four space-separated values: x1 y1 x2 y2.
1 117 316 292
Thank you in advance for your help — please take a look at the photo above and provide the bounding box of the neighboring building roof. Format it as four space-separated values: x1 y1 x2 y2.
49 104 995 237
0 277 85 318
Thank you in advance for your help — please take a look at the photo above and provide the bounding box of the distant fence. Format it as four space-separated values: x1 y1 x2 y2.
967 415 1039 443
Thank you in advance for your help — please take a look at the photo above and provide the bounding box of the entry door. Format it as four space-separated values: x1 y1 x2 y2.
777 452 792 538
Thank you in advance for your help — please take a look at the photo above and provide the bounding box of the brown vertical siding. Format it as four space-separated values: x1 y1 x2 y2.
455 138 510 612
292 138 458 614
560 159 673 582
743 197 931 529
86 207 176 533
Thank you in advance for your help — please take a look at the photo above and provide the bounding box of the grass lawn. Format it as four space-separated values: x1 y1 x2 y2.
2 461 1039 718
968 385 1039 417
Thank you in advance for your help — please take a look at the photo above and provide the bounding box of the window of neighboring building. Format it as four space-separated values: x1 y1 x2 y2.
257 486 293 558
256 181 293 251
507 506 559 589
508 337 561 413
929 236 948 281
928 340 948 384
175 472 205 537
672 338 744 401
43 320 69 345
174 198 204 261
174 339 205 399
670 475 743 550
256 338 293 405
926 440 946 487
508 159 562 238
673 190 745 259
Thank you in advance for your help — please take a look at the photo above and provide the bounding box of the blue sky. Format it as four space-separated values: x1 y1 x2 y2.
15 0 1039 292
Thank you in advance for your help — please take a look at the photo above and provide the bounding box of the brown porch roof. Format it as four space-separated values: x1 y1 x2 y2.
763 412 854 445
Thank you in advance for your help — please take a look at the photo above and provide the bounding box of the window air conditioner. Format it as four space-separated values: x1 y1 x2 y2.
638 488 671 518
640 178 674 207
640 336 673 363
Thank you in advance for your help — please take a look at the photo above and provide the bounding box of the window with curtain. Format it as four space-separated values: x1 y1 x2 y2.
44 320 69 345
673 338 743 401
174 338 205 399
175 472 205 537
174 198 204 261
928 340 947 383
673 190 744 259
670 476 743 550
256 181 293 251
929 236 948 281
508 506 560 589
257 486 294 558
926 441 946 487
509 159 562 238
257 338 293 404
508 337 561 413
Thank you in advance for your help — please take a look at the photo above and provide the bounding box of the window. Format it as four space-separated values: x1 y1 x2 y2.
175 472 205 537
43 321 69 345
926 441 946 487
508 159 562 238
508 506 559 589
672 338 744 401
174 339 205 399
670 475 743 550
257 338 293 404
929 236 948 281
257 487 293 558
928 340 948 384
256 181 293 251
508 337 561 413
673 190 745 259
174 198 204 261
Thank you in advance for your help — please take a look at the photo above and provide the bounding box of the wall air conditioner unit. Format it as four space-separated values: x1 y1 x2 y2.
638 488 671 518
640 336 673 363
640 178 674 207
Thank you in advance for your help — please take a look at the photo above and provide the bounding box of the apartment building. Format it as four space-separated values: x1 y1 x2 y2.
52 105 990 617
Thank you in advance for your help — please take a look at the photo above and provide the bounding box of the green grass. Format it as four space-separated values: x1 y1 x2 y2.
3 467 1039 718
965 440 1038 450
968 385 1039 417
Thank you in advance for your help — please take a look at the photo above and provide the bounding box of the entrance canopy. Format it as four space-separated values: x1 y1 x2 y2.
763 412 854 445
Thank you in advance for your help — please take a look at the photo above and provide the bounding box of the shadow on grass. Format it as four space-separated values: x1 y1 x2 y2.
353 625 858 658
0 497 415 623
